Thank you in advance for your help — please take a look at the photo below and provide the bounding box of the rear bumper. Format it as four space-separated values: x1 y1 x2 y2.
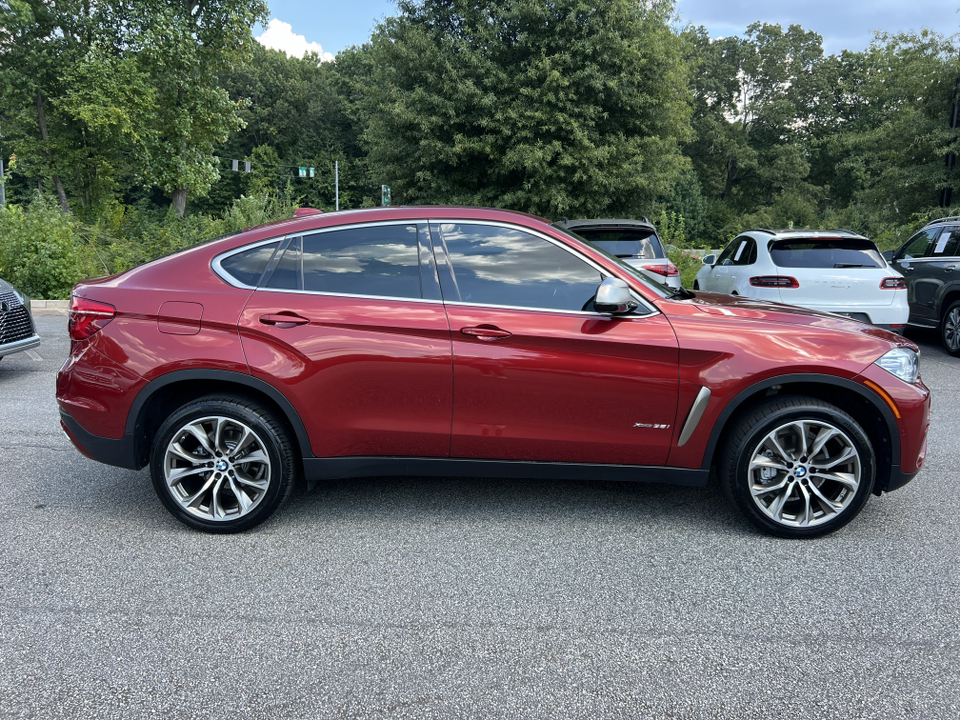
60 410 142 470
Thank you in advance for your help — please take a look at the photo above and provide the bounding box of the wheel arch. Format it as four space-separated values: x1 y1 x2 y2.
939 286 960 322
127 370 312 470
702 374 900 493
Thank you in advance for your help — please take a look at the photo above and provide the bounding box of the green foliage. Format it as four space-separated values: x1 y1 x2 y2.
0 195 99 298
364 0 692 217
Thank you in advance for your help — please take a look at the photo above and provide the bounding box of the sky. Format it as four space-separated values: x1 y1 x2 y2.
255 0 958 59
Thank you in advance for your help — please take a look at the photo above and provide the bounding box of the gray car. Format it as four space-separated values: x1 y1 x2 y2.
888 216 960 356
557 218 681 289
0 277 40 360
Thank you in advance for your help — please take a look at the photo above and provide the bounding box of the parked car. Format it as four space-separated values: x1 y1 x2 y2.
0 277 40 360
887 216 960 356
557 218 681 288
57 207 930 538
694 229 909 332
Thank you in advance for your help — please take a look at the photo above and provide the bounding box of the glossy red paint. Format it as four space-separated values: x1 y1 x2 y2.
56 205 931 518
239 291 453 458
446 304 679 465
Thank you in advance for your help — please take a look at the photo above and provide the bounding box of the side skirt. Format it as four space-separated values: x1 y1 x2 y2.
302 457 709 489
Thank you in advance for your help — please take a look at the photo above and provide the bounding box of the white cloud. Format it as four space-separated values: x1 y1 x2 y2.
256 18 334 62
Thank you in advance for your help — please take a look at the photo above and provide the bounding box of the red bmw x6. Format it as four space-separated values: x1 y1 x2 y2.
57 206 930 537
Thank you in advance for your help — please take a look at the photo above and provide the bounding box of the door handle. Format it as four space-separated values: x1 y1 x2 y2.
946 265 957 273
461 325 512 341
259 313 310 327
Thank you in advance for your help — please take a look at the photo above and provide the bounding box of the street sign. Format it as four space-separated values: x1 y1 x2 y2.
381 184 391 207
299 167 307 178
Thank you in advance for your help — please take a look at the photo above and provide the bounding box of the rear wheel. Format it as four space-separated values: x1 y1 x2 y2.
720 397 875 538
150 395 296 533
942 300 960 356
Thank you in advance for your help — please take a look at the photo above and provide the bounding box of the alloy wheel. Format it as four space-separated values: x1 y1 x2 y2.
747 419 861 529
163 415 272 522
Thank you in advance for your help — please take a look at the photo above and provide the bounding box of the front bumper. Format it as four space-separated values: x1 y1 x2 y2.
0 333 40 357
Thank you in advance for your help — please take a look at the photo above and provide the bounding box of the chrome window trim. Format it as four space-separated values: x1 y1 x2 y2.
250 286 446 305
429 218 658 317
212 217 659 317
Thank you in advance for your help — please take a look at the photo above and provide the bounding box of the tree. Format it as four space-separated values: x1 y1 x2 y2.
64 0 268 217
363 0 692 218
832 31 960 229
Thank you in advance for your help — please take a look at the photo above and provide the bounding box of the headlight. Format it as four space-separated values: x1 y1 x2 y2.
874 347 919 384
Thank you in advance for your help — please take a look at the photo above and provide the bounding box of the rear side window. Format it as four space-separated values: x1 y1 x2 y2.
932 227 959 256
301 224 422 299
573 228 664 260
770 239 884 268
218 241 280 287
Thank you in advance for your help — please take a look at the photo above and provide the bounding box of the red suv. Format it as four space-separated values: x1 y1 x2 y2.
57 206 930 537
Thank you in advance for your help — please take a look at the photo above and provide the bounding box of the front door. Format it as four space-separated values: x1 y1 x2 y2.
432 222 679 466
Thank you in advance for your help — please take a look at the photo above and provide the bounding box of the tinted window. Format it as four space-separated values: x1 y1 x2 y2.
717 237 748 266
267 236 302 290
770 239 884 268
439 224 602 311
219 242 279 286
302 225 421 298
932 227 959 257
573 228 664 260
731 238 757 266
898 229 939 260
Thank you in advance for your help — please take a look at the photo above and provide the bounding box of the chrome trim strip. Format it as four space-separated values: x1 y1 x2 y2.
251 287 444 305
0 334 41 357
677 386 711 447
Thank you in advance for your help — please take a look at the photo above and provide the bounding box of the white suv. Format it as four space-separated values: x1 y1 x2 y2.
694 229 909 332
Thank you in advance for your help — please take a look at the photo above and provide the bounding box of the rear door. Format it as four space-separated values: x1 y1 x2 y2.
237 222 453 459
433 221 679 466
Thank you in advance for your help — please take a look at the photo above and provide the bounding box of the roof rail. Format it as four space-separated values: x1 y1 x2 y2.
825 228 864 236
744 228 777 235
925 216 960 227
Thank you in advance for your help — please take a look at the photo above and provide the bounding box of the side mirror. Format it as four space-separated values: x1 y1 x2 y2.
594 277 638 314
702 254 717 266
881 250 894 262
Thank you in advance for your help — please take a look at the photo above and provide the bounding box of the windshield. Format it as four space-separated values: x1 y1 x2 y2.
552 224 672 296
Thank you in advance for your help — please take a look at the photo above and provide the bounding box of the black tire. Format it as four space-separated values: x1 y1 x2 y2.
942 299 960 357
150 395 297 533
719 396 875 538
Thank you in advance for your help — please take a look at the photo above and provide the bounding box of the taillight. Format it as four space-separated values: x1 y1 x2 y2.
642 263 679 277
69 295 116 340
750 276 799 288
880 277 907 289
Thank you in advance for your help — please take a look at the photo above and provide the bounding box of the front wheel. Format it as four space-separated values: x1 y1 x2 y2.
942 300 960 357
150 395 297 533
720 397 875 538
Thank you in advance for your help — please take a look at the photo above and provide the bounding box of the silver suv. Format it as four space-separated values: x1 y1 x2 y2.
888 217 960 356
557 218 681 289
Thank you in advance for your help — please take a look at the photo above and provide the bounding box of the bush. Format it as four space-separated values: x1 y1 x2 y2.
0 195 99 299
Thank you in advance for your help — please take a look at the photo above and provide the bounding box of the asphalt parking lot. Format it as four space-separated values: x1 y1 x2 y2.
1 311 958 719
